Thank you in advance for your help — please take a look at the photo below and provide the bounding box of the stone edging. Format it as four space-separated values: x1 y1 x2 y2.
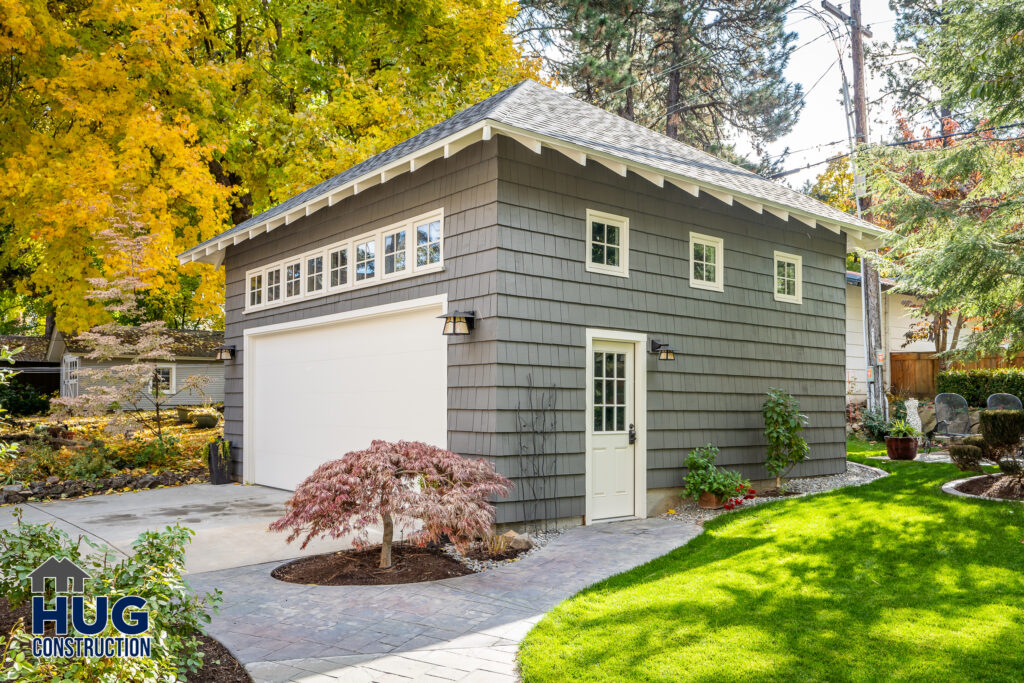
0 468 207 506
941 475 1024 502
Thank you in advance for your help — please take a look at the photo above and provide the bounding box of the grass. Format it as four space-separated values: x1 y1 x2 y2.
519 436 1024 682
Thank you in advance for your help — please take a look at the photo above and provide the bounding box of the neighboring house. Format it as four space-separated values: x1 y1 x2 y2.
46 327 225 407
180 80 883 526
844 271 964 403
0 334 60 394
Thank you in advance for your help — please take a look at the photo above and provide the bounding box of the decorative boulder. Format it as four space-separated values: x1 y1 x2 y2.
510 533 533 551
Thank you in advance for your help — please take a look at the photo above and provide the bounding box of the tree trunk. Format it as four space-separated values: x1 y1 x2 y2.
379 512 393 569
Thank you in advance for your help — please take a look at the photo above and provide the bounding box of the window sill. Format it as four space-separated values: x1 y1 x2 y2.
585 263 629 278
689 279 724 293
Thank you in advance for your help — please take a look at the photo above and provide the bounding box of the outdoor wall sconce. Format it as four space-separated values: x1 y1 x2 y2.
214 344 236 361
649 339 677 361
438 311 476 336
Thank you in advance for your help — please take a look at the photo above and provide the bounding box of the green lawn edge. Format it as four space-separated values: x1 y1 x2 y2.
519 437 1024 682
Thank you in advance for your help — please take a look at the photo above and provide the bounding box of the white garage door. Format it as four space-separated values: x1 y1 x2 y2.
246 300 447 490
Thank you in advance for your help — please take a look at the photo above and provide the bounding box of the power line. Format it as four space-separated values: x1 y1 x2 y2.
769 120 1024 178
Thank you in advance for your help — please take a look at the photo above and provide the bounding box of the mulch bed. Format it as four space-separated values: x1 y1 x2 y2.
955 474 1024 500
0 597 251 682
272 543 474 586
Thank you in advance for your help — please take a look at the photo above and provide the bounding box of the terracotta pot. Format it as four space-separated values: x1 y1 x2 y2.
697 491 726 509
886 436 918 460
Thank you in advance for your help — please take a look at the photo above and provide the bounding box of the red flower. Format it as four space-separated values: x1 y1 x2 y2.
724 503 734 510
748 489 756 495
745 493 754 500
736 485 744 491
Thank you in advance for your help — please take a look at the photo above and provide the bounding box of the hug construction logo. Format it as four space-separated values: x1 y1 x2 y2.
27 557 152 658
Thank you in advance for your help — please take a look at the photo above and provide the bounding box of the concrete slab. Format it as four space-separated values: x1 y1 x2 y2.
1 483 377 573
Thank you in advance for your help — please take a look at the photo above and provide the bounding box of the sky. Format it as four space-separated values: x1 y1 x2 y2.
752 0 901 189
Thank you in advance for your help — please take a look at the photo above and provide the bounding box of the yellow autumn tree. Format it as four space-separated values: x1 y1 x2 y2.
807 157 857 215
0 0 537 333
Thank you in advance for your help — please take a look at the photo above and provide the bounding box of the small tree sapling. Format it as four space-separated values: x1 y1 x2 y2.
270 440 513 569
52 192 210 441
762 388 809 490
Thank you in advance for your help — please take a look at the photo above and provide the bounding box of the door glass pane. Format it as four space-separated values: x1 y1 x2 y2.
594 352 603 377
616 354 625 378
605 406 614 429
616 406 625 431
593 406 603 431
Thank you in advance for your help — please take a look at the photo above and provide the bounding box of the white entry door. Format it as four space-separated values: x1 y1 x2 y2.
589 341 635 520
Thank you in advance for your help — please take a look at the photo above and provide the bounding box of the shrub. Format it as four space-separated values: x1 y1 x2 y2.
0 509 220 678
270 440 513 569
681 444 752 502
861 409 890 441
0 381 51 416
978 410 1024 448
999 457 1023 477
887 420 919 438
67 444 116 480
762 389 809 488
122 435 181 468
9 443 65 482
949 445 984 473
937 368 1024 407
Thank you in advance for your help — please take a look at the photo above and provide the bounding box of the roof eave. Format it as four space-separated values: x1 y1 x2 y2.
179 119 885 265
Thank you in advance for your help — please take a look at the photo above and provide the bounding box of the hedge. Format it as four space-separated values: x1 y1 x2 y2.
936 368 1024 407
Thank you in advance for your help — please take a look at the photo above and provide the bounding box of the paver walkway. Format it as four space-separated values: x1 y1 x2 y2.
188 517 701 682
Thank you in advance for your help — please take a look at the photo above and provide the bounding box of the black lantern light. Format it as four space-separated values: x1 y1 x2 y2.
214 344 236 361
649 339 677 361
438 311 476 336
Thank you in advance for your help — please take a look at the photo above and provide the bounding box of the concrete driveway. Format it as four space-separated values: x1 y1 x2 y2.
0 484 374 574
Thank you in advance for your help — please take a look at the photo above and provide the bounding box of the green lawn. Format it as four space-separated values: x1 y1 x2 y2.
519 437 1024 682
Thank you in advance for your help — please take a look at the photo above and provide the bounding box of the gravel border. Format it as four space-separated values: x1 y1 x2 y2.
941 475 1024 503
661 460 888 525
443 527 567 572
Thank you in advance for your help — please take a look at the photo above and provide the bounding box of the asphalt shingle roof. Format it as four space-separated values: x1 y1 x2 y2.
184 79 879 258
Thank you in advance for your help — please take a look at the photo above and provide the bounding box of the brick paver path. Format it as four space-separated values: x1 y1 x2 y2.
189 517 701 682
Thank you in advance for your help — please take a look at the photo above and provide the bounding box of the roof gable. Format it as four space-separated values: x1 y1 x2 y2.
182 80 883 264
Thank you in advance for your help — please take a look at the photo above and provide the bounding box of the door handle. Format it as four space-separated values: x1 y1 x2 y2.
628 423 636 445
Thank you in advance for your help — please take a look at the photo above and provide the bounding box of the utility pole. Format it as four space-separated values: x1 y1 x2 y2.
821 0 886 417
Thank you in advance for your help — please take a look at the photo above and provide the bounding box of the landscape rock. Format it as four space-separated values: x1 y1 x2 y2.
501 530 519 541
110 474 130 489
45 475 60 486
136 474 159 489
509 533 533 551
2 484 22 494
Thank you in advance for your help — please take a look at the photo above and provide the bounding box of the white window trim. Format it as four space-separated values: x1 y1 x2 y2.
243 208 445 313
150 365 176 396
773 250 803 304
248 272 263 309
264 266 282 304
284 260 303 299
689 232 724 292
585 209 629 278
305 253 325 295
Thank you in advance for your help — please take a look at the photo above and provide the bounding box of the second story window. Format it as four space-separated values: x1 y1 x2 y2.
285 261 302 298
248 274 262 307
330 247 348 288
355 239 375 281
383 229 407 275
585 210 629 277
266 268 281 302
306 255 323 294
690 232 724 292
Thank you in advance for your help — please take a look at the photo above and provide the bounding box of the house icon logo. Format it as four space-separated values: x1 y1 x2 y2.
28 557 90 594
27 557 153 659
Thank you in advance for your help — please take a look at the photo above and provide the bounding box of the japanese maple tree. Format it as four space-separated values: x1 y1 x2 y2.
270 440 513 569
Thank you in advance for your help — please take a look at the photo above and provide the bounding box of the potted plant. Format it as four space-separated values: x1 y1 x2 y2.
191 407 220 429
208 439 232 484
175 407 191 424
885 420 920 460
680 444 755 509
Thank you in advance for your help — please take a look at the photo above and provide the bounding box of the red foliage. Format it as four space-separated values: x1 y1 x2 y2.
269 441 513 565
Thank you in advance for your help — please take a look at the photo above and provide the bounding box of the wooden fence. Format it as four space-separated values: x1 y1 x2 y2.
890 352 1024 398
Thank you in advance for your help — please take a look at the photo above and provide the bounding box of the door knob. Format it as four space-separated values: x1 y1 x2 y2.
628 423 636 445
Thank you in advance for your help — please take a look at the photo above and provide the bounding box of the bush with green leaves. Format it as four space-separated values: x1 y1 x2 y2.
978 410 1024 448
937 369 1024 407
887 420 920 438
680 444 750 501
762 388 809 489
999 457 1023 477
949 444 984 473
0 381 51 417
861 409 890 441
0 508 221 680
8 442 64 483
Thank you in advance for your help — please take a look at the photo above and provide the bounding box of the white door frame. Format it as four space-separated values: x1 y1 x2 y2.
585 328 648 524
241 293 448 484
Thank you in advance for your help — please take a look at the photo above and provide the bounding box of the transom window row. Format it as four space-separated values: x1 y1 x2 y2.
245 209 444 311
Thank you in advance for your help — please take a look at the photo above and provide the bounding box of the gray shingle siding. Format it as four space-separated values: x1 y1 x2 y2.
221 139 501 480
219 134 848 525
494 137 847 518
